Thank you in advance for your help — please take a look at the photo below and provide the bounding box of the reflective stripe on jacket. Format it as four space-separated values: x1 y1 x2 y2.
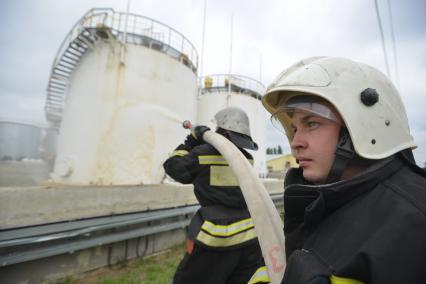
163 143 257 250
248 266 270 284
188 205 258 250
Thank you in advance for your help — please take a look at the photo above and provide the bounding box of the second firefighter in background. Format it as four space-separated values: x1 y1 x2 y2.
163 107 269 284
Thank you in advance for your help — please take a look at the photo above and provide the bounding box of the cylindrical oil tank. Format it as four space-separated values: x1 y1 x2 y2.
49 10 198 185
197 75 268 177
0 120 42 160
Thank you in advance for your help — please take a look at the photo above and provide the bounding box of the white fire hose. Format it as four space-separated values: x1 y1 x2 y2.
184 122 286 283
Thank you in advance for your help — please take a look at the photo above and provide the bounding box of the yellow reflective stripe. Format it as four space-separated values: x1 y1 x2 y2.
196 227 257 247
330 275 364 284
201 218 254 237
210 165 238 186
171 150 189 157
248 266 270 284
199 155 228 165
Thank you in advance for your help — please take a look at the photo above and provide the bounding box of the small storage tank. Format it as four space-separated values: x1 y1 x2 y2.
197 74 268 177
45 9 198 185
0 120 42 160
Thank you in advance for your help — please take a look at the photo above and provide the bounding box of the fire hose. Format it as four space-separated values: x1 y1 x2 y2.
183 121 286 283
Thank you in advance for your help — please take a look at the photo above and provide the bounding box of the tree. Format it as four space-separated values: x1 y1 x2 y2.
277 145 282 154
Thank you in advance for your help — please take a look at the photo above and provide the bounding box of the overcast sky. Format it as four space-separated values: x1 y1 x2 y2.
0 0 425 166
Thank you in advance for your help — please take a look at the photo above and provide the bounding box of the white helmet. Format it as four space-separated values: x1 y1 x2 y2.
262 56 416 160
214 107 258 150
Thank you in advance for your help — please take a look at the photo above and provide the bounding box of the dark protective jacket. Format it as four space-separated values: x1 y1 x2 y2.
282 156 426 284
163 142 259 250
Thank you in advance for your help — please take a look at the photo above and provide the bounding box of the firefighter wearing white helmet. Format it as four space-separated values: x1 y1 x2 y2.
213 106 258 150
262 57 426 283
163 107 268 284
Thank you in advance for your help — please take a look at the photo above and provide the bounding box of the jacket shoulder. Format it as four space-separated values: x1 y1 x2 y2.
385 165 426 215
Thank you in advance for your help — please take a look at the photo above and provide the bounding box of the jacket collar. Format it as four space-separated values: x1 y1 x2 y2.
283 156 403 224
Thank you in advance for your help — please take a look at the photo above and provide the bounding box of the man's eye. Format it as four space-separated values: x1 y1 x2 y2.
307 121 319 128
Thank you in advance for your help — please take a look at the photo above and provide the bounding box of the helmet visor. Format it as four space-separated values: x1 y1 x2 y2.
271 96 341 136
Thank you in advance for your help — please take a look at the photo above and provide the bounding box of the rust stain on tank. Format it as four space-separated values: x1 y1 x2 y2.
95 46 126 185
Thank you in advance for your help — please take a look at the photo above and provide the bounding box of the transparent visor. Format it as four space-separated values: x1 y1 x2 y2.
270 101 341 136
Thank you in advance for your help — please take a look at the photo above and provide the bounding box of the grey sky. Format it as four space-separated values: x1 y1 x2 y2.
0 0 425 166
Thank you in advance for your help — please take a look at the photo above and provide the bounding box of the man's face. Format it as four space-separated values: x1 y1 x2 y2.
290 110 341 184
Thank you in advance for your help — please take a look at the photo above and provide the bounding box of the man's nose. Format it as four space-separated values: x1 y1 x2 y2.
291 130 307 150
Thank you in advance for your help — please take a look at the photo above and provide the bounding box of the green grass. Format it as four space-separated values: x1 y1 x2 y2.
55 245 185 284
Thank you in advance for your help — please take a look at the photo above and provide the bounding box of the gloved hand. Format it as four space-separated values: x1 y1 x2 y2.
183 125 210 147
192 125 210 142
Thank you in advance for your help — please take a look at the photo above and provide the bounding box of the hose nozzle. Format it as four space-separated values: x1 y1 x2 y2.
182 120 193 129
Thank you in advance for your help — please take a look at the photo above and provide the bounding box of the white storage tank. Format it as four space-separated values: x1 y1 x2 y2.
45 9 198 185
0 120 42 160
197 74 268 177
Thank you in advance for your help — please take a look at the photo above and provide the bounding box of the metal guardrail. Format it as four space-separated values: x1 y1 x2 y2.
199 74 266 100
0 205 198 267
0 193 283 267
0 205 199 247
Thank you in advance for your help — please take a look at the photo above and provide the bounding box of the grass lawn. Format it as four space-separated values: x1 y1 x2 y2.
56 245 185 284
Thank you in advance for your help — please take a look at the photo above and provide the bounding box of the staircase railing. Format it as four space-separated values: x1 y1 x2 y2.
45 8 199 127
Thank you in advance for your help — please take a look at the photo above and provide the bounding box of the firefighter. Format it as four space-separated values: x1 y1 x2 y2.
262 56 426 283
163 107 269 284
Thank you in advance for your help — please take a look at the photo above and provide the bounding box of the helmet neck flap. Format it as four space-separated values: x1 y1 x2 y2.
325 127 355 183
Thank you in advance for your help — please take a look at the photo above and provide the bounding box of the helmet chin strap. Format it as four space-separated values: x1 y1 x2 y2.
325 127 355 183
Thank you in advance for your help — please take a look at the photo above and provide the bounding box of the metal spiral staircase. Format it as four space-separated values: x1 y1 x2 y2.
45 8 198 129
45 29 100 127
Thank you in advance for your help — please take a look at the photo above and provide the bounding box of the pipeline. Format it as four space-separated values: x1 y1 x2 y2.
183 121 286 283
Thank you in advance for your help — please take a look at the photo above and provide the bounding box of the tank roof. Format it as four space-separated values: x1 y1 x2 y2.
199 74 266 100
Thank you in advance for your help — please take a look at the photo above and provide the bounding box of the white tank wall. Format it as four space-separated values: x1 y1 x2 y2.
197 93 268 176
52 42 197 185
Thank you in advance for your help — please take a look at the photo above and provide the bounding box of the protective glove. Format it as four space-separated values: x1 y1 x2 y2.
183 125 210 147
192 125 210 142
